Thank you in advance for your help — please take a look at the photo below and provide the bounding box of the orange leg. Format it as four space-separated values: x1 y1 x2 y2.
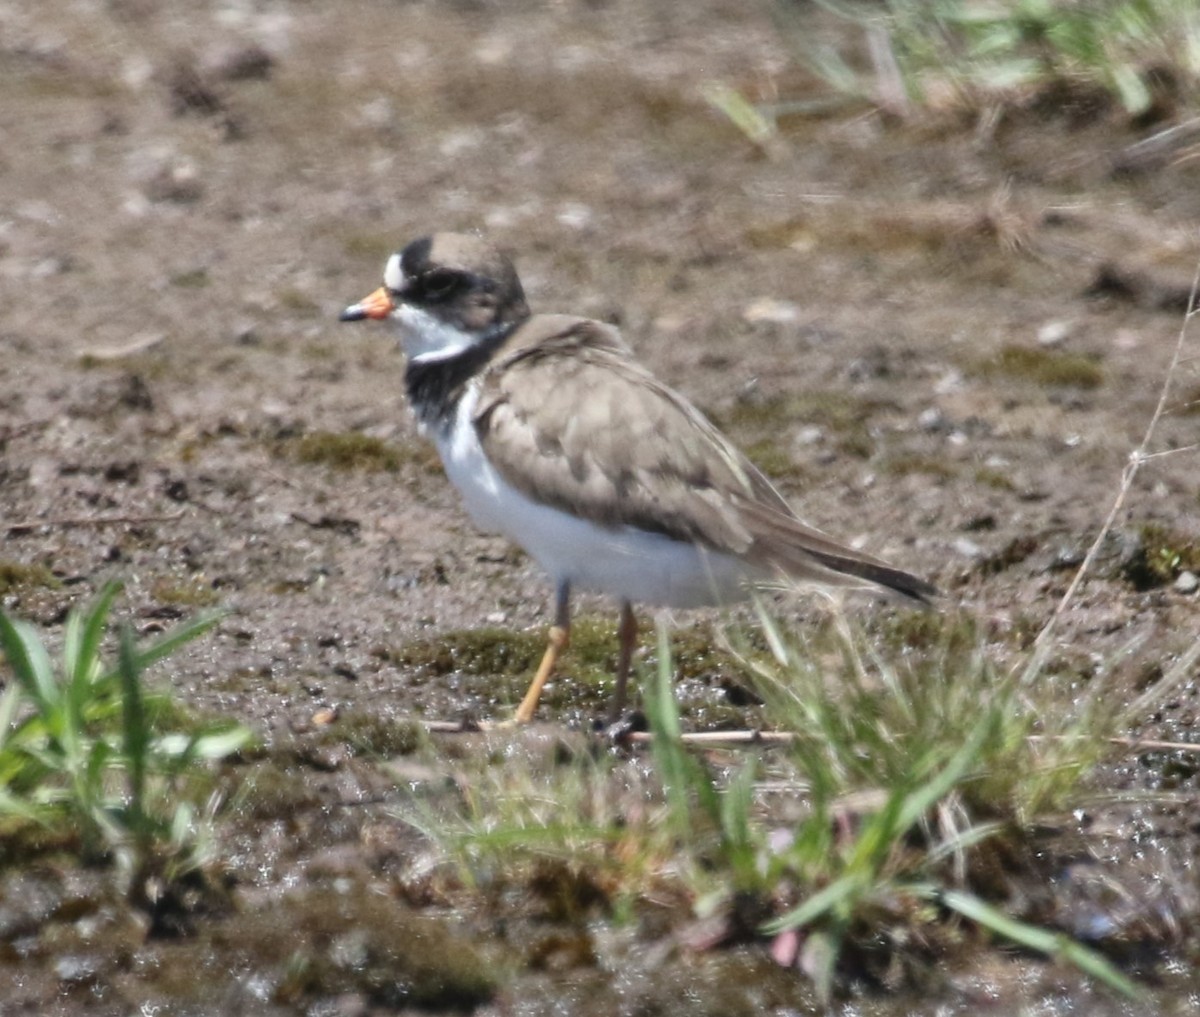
607 600 638 724
513 582 571 724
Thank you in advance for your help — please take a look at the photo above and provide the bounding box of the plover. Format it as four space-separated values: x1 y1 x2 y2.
341 233 935 723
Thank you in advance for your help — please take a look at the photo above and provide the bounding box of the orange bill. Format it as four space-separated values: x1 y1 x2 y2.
339 286 395 321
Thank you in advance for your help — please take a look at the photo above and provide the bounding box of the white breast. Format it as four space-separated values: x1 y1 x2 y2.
433 386 756 608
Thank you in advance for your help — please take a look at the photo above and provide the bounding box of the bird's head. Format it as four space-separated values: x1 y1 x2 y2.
340 233 529 362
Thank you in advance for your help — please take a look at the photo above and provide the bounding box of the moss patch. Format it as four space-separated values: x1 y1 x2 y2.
0 561 60 597
276 287 320 316
169 268 209 288
145 886 496 1008
393 626 549 677
719 392 893 459
288 431 402 472
276 888 495 1008
340 230 396 261
1122 522 1200 589
743 439 810 485
971 345 1104 389
281 430 443 475
883 453 958 480
325 712 424 757
150 575 220 607
230 760 328 821
974 466 1016 491
392 618 761 724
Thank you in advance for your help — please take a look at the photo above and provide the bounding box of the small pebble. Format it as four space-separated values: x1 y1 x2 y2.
556 202 592 229
1037 319 1073 346
1173 571 1198 594
917 406 945 431
742 297 800 325
934 368 964 395
952 538 983 560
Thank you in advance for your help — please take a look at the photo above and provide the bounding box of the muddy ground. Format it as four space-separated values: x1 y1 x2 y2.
1 1 1199 1014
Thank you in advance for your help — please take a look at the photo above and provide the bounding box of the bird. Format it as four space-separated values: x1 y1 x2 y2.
340 232 936 725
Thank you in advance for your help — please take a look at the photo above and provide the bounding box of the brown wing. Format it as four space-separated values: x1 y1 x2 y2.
474 318 935 603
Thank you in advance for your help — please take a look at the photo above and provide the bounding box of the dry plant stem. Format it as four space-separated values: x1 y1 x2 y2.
1031 255 1200 660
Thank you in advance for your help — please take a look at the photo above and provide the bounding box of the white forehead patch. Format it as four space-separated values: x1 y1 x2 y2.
383 253 405 291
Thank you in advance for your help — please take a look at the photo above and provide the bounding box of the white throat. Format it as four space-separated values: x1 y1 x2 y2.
393 304 476 363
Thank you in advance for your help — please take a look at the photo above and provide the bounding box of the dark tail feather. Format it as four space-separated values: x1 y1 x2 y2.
801 547 938 605
732 496 938 605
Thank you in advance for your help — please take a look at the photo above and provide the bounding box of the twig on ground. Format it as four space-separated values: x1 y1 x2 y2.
417 721 1197 755
5 511 186 535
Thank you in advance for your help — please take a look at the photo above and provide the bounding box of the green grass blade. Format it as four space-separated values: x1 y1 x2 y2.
937 888 1141 999
0 612 57 712
925 820 1006 867
752 598 792 667
700 81 778 148
451 821 624 853
645 622 691 831
844 780 910 874
118 625 148 826
62 588 126 766
0 786 44 822
64 581 122 687
802 927 842 1006
0 682 22 747
156 725 253 763
762 871 867 934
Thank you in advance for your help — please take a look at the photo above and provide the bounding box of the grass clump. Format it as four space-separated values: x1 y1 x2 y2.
771 0 1200 118
403 603 1150 1001
0 582 251 896
658 608 1140 998
973 344 1105 389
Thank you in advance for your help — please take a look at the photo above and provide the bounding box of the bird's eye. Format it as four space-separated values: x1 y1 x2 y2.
420 269 461 302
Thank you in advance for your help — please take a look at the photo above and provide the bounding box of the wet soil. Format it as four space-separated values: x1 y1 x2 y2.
1 1 1199 1013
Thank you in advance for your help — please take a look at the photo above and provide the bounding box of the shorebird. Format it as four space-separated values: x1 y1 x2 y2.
341 233 935 723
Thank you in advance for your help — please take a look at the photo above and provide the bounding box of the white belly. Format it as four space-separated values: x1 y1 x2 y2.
432 388 756 608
